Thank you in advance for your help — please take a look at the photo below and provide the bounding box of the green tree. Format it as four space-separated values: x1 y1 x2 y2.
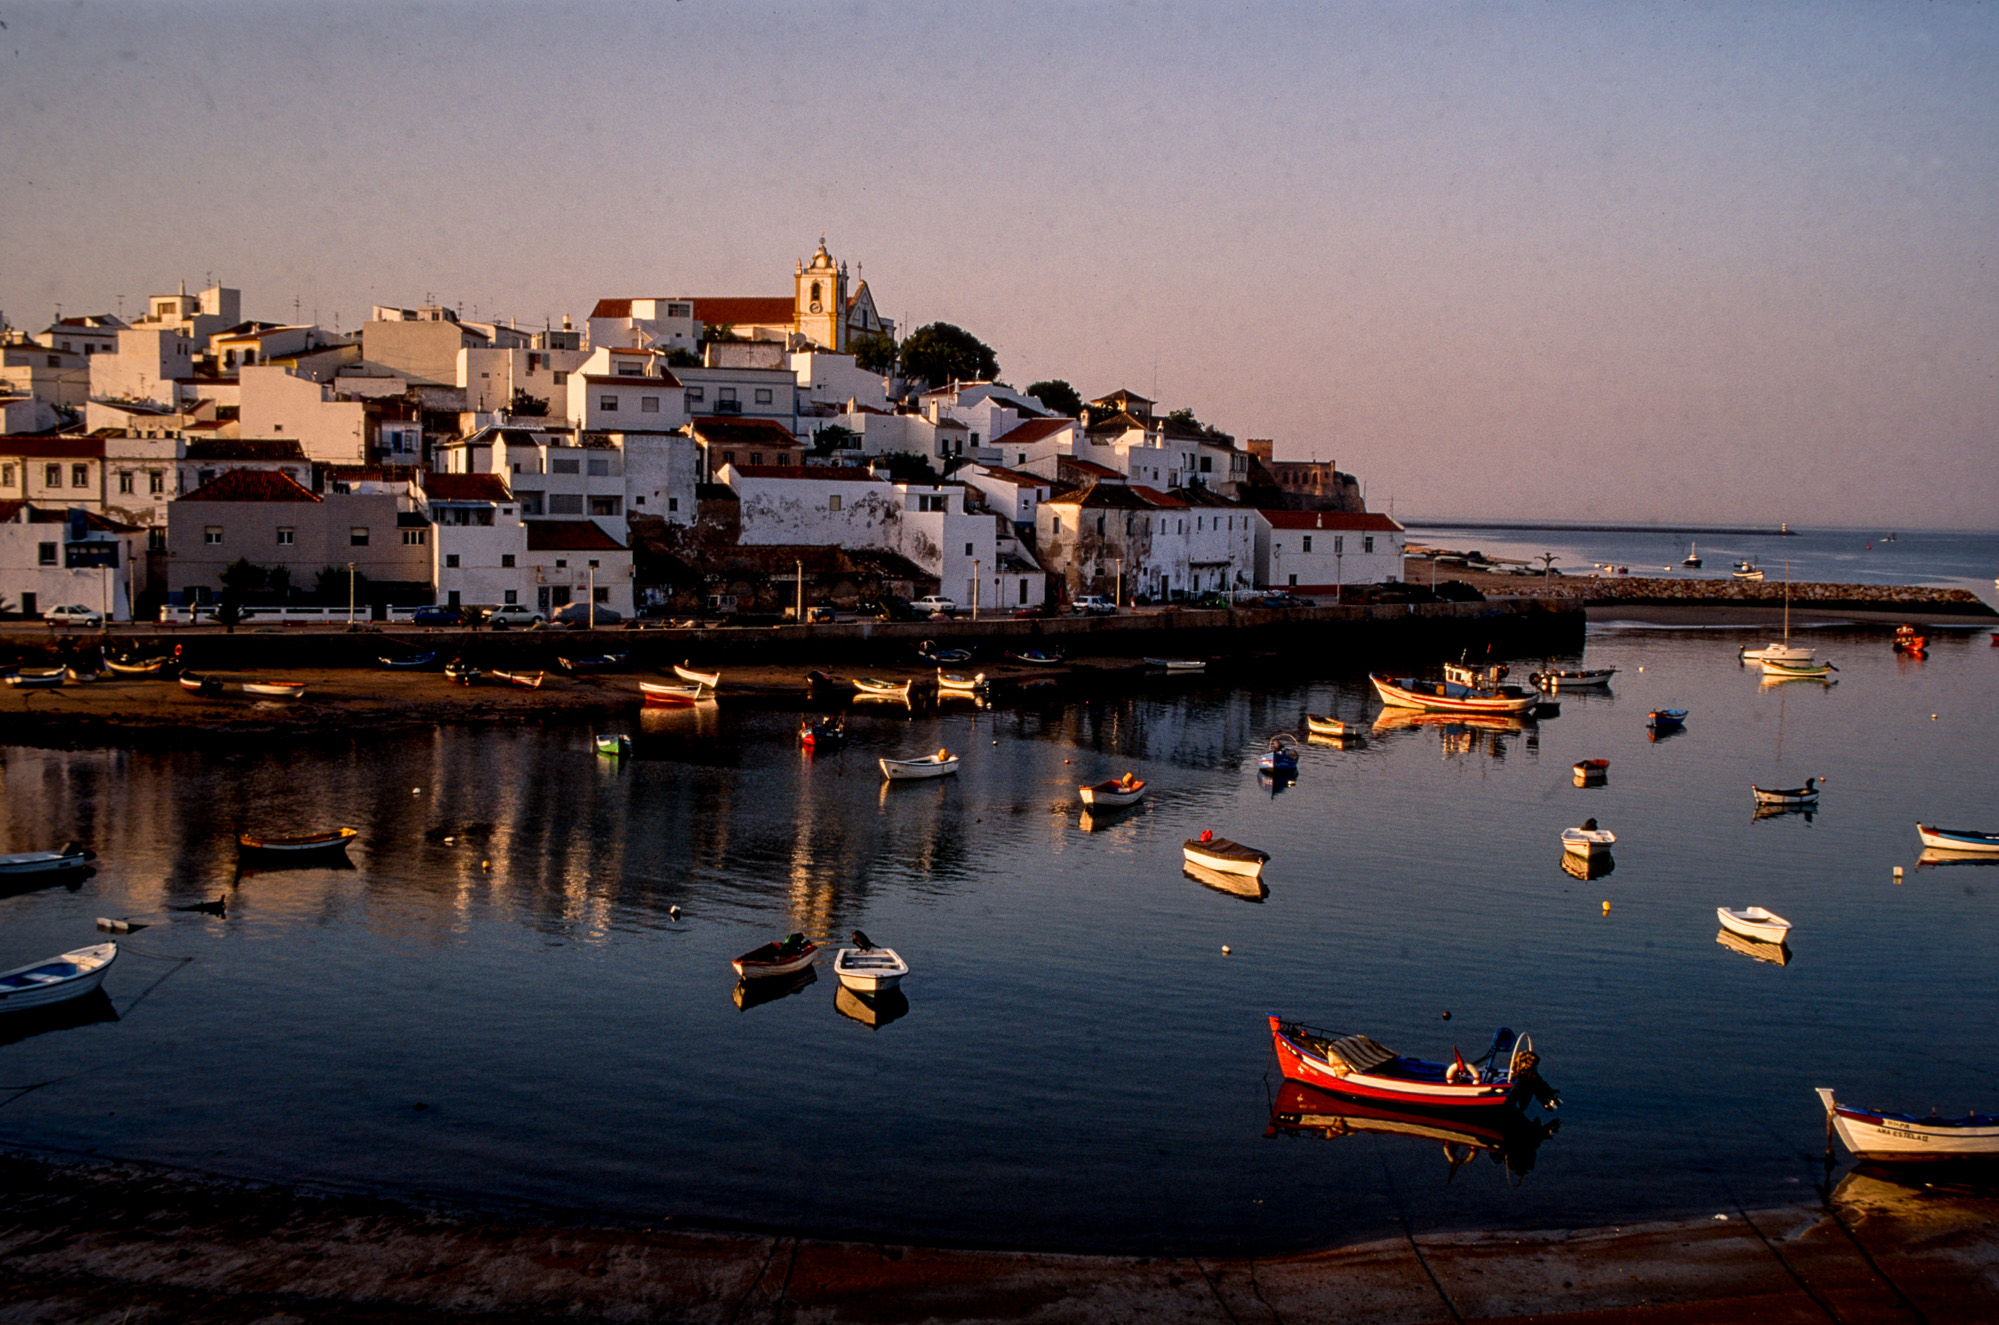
1025 379 1083 417
219 558 267 594
810 423 861 455
897 323 998 390
315 565 369 604
699 322 742 346
849 331 898 376
665 346 701 368
1165 407 1234 443
508 387 549 417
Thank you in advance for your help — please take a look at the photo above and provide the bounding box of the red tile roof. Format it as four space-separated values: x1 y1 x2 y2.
1256 509 1405 532
690 417 800 445
993 417 1074 447
179 468 323 503
526 520 625 552
589 299 636 319
422 472 514 503
1062 457 1122 479
581 371 684 388
690 297 794 327
0 435 106 458
1128 485 1189 510
969 464 1053 489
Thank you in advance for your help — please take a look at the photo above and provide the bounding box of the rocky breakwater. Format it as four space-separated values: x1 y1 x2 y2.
1523 575 1995 624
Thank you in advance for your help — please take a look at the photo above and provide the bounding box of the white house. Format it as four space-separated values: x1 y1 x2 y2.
789 350 889 413
236 365 370 464
458 344 590 417
0 501 143 622
565 347 687 433
960 464 1052 532
524 520 632 619
1253 510 1405 595
88 327 194 409
423 472 528 612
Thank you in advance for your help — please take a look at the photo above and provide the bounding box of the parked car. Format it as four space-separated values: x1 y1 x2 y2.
551 601 623 628
805 605 837 623
1070 595 1117 616
910 595 957 617
411 606 465 627
485 605 545 628
42 604 105 627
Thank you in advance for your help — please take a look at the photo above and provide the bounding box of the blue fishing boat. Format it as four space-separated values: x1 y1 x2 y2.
1257 733 1300 775
1647 708 1687 730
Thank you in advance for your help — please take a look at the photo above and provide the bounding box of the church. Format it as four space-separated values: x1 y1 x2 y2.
587 239 893 356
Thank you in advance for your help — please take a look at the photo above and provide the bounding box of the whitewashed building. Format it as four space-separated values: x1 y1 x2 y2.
1253 510 1406 594
0 502 143 622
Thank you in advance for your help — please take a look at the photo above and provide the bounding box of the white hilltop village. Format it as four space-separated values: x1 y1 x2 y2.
1 239 1402 625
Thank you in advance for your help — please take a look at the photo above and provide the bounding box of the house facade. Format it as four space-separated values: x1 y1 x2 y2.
1252 510 1405 594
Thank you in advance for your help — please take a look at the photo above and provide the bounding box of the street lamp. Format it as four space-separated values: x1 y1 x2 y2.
1335 546 1343 606
588 562 596 629
971 558 980 620
347 562 356 625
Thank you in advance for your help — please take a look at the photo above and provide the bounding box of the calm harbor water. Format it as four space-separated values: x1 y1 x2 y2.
3 626 1997 1255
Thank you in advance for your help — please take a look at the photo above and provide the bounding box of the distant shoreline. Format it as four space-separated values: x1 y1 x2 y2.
1406 518 1798 537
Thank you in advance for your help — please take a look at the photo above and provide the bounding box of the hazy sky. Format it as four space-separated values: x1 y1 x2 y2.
3 2 1995 527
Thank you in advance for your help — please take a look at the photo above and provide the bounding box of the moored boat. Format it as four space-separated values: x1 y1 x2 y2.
1752 778 1820 805
833 932 907 992
674 662 721 689
1817 1088 1999 1162
443 661 482 686
1572 758 1610 783
1647 708 1688 730
1304 714 1359 737
241 680 305 699
177 671 222 695
639 680 708 706
1183 832 1269 878
1561 819 1615 856
1683 542 1702 569
917 642 972 665
559 653 628 674
1916 824 1999 855
1268 1017 1556 1111
799 716 844 748
1715 928 1791 965
1529 667 1616 691
379 652 437 670
594 734 631 756
105 656 168 676
1370 673 1539 716
491 669 544 689
936 670 987 693
1760 657 1836 680
1144 657 1206 671
5 668 65 689
1892 625 1927 655
880 750 959 780
1079 774 1146 807
1257 733 1300 774
1005 649 1063 665
0 942 117 1013
853 677 913 700
237 826 358 856
732 933 820 980
1184 859 1268 900
1717 906 1792 944
0 841 96 879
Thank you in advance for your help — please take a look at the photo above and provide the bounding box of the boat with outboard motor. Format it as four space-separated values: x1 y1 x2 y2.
833 931 907 992
1257 733 1300 775
1267 1017 1558 1112
880 750 959 781
1817 1087 1999 1162
1080 773 1146 807
799 716 844 749
1561 819 1615 856
732 933 820 980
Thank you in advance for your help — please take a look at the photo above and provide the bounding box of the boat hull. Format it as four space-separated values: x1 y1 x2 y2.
238 828 358 855
1079 781 1146 807
1531 669 1616 690
1561 830 1615 856
1916 825 1999 854
832 948 907 992
674 664 721 688
1268 1019 1517 1110
880 757 959 780
733 942 820 980
1369 674 1538 716
1717 907 1791 944
0 943 116 1013
639 681 707 706
1819 1089 1999 1161
1183 840 1267 877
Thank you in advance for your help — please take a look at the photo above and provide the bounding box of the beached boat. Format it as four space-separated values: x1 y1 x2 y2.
1005 649 1063 665
443 661 482 686
880 750 959 781
917 642 972 665
1268 1018 1555 1111
1304 714 1360 737
799 717 844 748
1370 673 1539 716
673 663 721 689
105 656 168 676
1079 774 1146 807
1716 928 1791 965
0 942 117 1013
1529 667 1617 691
731 933 820 980
852 677 913 700
491 669 544 689
594 734 631 757
237 826 358 856
638 680 708 706
1561 820 1615 856
5 668 65 689
177 672 222 695
1183 832 1269 878
65 666 110 683
1916 825 1999 855
1752 778 1820 806
0 842 96 879
1717 906 1792 944
833 933 907 992
241 680 305 699
559 654 627 674
1760 658 1837 680
379 652 437 670
1647 708 1688 730
936 670 987 693
1817 1088 1999 1162
1257 733 1300 774
1184 859 1268 900
1144 657 1206 671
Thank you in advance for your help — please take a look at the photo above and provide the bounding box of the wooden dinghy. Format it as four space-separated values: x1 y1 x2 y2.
1916 824 1999 855
1268 1018 1556 1112
1818 1088 1999 1162
1760 658 1837 680
853 677 913 700
638 680 708 706
491 669 545 689
1560 820 1616 856
1257 733 1300 774
1304 714 1359 737
105 656 167 676
5 668 65 689
832 931 907 992
237 826 358 856
936 670 987 694
0 942 117 1014
177 672 222 695
1080 774 1146 807
1646 708 1687 730
1572 758 1610 786
880 750 959 781
241 680 305 699
732 932 820 980
1717 906 1792 945
1529 667 1617 690
1752 778 1819 805
1183 832 1269 878
0 841 96 879
379 652 437 670
673 662 722 689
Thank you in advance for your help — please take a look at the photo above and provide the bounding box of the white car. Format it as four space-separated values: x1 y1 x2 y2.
43 604 104 627
484 605 545 628
910 595 958 617
1071 595 1117 615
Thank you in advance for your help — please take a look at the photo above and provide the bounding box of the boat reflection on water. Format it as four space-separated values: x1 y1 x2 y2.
1752 801 1817 825
734 966 817 1011
1079 804 1143 834
1305 732 1365 751
1371 708 1526 759
1257 770 1295 796
237 853 359 880
1558 850 1615 881
0 987 118 1047
835 984 909 1029
1184 860 1268 902
1265 1081 1559 1183
1715 928 1792 966
1916 848 1999 871
0 868 93 901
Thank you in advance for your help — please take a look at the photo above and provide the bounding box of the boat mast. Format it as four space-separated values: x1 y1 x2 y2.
1783 559 1791 642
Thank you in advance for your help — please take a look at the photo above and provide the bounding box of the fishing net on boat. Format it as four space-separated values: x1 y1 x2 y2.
1326 1035 1398 1072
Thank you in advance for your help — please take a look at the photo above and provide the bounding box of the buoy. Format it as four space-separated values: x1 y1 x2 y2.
1221 945 1232 955
481 859 491 870
1637 666 1645 673
1602 900 1611 914
1931 714 1939 721
412 787 422 794
1893 866 1903 882
1441 1010 1451 1021
668 904 681 919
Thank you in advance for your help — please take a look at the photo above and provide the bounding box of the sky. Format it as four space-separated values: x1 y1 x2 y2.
2 1 1995 528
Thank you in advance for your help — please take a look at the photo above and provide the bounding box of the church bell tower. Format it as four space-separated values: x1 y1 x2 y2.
794 237 847 351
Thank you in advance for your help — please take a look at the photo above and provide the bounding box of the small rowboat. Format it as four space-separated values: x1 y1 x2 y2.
1268 1018 1554 1111
1257 733 1300 774
443 661 481 686
1717 906 1792 944
1761 658 1836 679
1647 708 1687 729
733 933 820 980
178 672 222 695
242 680 305 699
491 669 544 689
0 841 96 879
639 680 709 706
1305 714 1359 737
1183 833 1269 878
674 663 721 688
5 668 65 689
800 717 844 748
237 827 359 856
853 677 913 700
936 670 987 693
1529 667 1617 690
880 751 959 781
1573 758 1610 782
1079 775 1146 807
1561 820 1615 856
594 734 631 757
1818 1087 1999 1162
833 938 907 992
560 653 627 674
1752 778 1819 805
379 652 437 670
105 656 167 676
1916 824 1999 855
1370 673 1539 716
1145 657 1206 671
0 942 117 1013
918 643 972 665
1005 649 1063 665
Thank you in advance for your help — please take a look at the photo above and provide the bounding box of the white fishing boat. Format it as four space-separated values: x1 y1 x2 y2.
1817 1088 1999 1162
1916 824 1999 855
0 841 96 879
1183 833 1270 878
1144 657 1206 671
237 826 358 856
4 668 64 689
936 670 986 693
241 680 305 699
1732 560 1766 581
1528 667 1617 691
0 942 117 1013
1079 774 1146 807
852 677 914 700
833 934 907 992
1717 906 1792 944
639 680 709 706
1760 658 1836 680
880 750 959 781
1560 820 1615 856
674 663 722 689
1752 778 1820 805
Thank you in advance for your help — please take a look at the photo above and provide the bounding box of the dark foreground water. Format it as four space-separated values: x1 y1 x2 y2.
3 625 1997 1255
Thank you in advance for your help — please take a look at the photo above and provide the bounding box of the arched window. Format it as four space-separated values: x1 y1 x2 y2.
810 282 822 303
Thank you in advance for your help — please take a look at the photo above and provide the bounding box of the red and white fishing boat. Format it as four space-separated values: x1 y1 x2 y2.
732 933 820 980
1369 673 1539 716
1268 1016 1555 1111
640 680 709 706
